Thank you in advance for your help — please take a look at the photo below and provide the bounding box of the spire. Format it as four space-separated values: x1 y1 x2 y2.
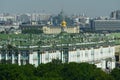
60 9 67 27
60 9 65 20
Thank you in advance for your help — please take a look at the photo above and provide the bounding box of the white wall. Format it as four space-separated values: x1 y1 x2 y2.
18 46 115 69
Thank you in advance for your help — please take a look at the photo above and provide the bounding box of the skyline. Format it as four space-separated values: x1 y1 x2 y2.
0 0 120 17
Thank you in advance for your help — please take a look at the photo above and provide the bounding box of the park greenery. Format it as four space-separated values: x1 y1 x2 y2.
0 59 120 80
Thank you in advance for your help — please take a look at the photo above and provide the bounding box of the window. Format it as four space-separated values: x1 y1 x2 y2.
56 53 60 59
77 52 80 57
100 48 103 54
45 53 49 61
85 50 88 57
108 48 111 53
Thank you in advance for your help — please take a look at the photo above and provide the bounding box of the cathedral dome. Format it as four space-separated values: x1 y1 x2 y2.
61 20 67 27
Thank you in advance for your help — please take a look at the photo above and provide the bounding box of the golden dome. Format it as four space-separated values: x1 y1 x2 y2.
61 20 67 27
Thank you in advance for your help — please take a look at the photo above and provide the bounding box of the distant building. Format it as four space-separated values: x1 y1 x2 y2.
73 16 90 25
43 26 61 34
16 14 30 23
20 20 79 34
0 15 16 22
19 22 42 31
91 20 120 32
110 10 120 20
43 26 79 34
43 20 79 34
0 25 19 33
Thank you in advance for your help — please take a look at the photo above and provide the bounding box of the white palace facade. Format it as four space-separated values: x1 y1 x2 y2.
0 44 116 70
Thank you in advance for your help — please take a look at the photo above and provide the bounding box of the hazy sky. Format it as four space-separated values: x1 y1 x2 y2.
0 0 120 17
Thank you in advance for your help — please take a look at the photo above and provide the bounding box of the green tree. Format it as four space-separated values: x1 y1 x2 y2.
111 68 120 80
22 29 43 34
0 62 115 80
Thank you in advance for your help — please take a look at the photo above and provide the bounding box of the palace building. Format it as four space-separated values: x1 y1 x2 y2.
43 20 79 34
0 43 115 70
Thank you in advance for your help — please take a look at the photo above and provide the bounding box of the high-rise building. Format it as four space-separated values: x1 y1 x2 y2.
110 10 120 20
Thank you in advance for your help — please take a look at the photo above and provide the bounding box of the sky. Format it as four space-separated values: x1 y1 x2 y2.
0 0 120 17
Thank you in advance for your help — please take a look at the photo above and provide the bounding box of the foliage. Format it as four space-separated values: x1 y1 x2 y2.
111 68 120 80
0 64 39 80
0 62 118 80
22 29 43 34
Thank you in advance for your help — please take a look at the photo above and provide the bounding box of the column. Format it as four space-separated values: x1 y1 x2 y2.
61 51 63 63
29 53 33 65
38 51 40 65
5 53 8 61
101 60 106 69
119 51 120 62
91 48 94 64
40 52 42 64
12 53 15 64
111 61 115 69
0 52 1 62
18 53 21 65
111 57 116 69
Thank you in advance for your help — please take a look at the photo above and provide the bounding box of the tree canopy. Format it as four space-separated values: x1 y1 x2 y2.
0 61 118 80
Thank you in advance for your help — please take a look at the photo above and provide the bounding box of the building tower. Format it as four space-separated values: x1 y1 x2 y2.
110 10 120 20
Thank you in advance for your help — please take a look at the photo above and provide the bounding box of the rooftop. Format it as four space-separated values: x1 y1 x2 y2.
0 32 119 50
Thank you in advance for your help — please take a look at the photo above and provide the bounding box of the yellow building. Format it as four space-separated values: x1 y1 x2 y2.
43 26 79 34
43 20 80 34
43 26 61 34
